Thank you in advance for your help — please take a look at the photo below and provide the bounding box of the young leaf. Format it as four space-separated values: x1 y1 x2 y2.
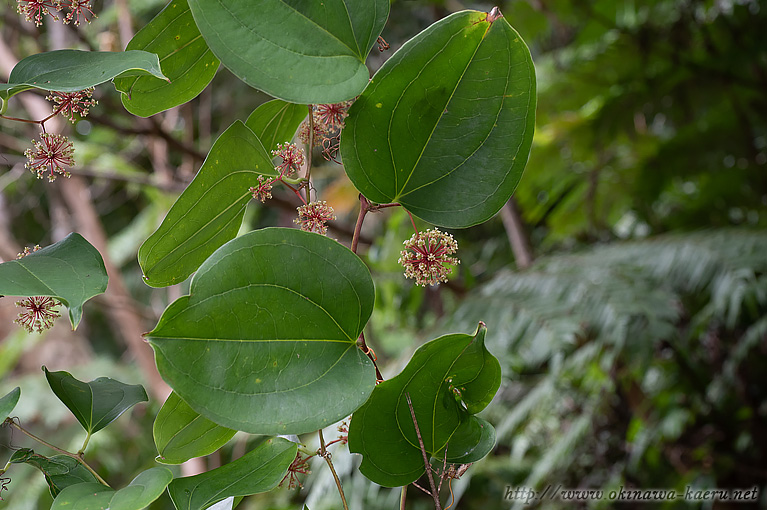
0 387 20 422
348 323 501 487
9 448 99 497
138 120 275 287
341 9 536 228
154 391 236 464
246 99 308 153
0 233 108 328
43 367 148 435
187 0 389 103
145 228 376 434
115 0 220 117
167 437 296 510
50 467 173 510
0 50 168 108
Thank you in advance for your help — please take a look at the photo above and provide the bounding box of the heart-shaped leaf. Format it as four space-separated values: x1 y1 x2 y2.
348 323 501 487
154 391 236 464
245 99 308 153
146 227 376 434
187 0 389 103
0 387 20 422
43 367 148 435
341 9 536 228
115 0 220 117
9 448 99 497
0 232 108 328
138 120 275 287
50 467 173 510
0 50 167 109
167 437 297 510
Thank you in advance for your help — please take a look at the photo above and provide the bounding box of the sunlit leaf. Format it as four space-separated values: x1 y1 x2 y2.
167 437 296 510
50 468 173 510
9 448 99 497
138 120 275 287
43 367 148 435
0 233 108 328
154 391 236 464
341 10 536 227
115 0 220 117
0 387 20 422
348 323 501 487
187 0 389 103
146 228 376 434
245 99 308 153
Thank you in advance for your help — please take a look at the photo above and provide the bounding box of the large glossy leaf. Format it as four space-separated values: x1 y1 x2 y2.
0 232 108 328
43 367 148 435
50 467 173 510
187 0 389 103
348 323 501 487
115 0 220 117
0 50 167 109
154 391 236 464
167 437 296 510
138 120 275 287
245 99 308 153
146 228 376 434
341 9 536 228
9 448 99 497
0 387 20 421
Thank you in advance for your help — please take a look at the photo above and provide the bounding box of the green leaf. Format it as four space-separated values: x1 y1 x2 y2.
245 99 308 153
43 367 149 435
50 467 173 510
341 10 536 228
167 437 296 510
187 0 389 103
348 323 501 487
138 120 275 287
115 0 220 117
9 448 99 497
0 232 108 328
0 50 168 108
154 391 236 464
146 228 376 434
0 387 20 421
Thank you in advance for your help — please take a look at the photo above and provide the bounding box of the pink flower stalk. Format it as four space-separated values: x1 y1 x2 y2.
47 88 97 123
14 296 61 333
295 201 336 235
17 0 61 26
398 229 460 286
280 453 311 489
272 142 304 177
24 133 75 182
62 0 95 25
249 175 274 203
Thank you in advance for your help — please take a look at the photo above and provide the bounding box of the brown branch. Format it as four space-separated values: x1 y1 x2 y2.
406 393 441 510
499 198 533 269
318 429 349 510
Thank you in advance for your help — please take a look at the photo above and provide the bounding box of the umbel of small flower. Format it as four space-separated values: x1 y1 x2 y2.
47 88 97 123
13 245 62 333
295 201 336 235
398 229 460 286
298 101 353 161
272 142 304 177
249 175 274 203
17 0 95 26
24 133 75 182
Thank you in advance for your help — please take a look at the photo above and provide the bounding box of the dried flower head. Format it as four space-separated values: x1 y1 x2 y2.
14 296 61 333
62 0 95 25
272 142 304 177
398 229 460 286
46 88 97 123
17 0 61 26
314 101 352 129
298 101 353 162
249 175 274 203
24 133 75 182
295 201 336 235
280 452 311 490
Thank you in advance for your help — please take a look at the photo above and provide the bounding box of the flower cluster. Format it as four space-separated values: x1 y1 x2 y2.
17 0 95 26
24 133 75 182
298 101 353 162
17 245 41 258
14 296 61 333
47 88 97 123
249 175 275 203
398 229 460 286
295 201 335 235
280 452 311 490
272 142 304 177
